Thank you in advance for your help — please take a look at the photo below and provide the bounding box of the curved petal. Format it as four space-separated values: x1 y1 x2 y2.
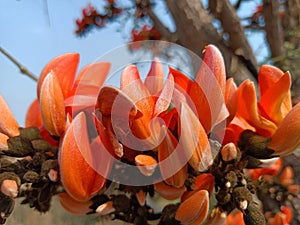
0 96 19 137
175 190 209 225
169 66 192 93
158 126 187 188
58 193 92 215
188 45 227 133
97 86 139 119
59 112 106 202
259 72 292 124
25 99 43 128
71 62 111 97
38 53 79 99
120 65 154 114
225 78 238 124
269 103 300 156
153 73 174 117
39 72 66 136
223 115 255 145
258 65 284 96
154 181 186 200
179 102 212 172
144 58 164 95
201 45 226 94
237 80 277 137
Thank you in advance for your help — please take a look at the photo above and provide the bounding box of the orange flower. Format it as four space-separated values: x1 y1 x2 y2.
225 65 300 156
97 58 174 155
58 112 113 202
172 45 229 134
27 53 111 137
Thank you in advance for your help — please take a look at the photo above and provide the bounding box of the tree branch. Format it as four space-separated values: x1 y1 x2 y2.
0 47 38 82
209 0 257 68
234 0 243 10
262 0 285 63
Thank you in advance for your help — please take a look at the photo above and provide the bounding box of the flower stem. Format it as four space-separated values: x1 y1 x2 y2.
0 47 38 82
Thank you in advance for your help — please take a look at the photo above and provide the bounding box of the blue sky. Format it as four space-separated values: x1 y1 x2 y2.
0 0 126 125
0 0 267 125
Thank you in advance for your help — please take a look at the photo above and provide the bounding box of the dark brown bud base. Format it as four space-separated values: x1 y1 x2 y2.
209 129 277 225
0 127 296 225
0 127 59 224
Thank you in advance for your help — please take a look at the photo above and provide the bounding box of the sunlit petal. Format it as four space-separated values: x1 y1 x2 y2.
25 99 43 128
179 102 212 172
153 73 174 117
258 65 284 96
38 53 79 99
237 80 277 137
144 58 164 95
0 96 19 137
269 103 300 156
259 72 292 125
225 78 238 123
158 126 187 188
59 112 106 202
170 66 192 93
188 45 227 132
97 86 139 119
39 72 66 136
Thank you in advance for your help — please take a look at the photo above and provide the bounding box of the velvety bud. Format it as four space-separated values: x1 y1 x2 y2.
221 143 237 161
135 154 158 177
175 190 209 225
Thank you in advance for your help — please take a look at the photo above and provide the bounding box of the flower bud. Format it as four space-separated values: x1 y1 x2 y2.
221 143 237 161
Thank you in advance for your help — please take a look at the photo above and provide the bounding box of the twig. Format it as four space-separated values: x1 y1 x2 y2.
0 47 38 82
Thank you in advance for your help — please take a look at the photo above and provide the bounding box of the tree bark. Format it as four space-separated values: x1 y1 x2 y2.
146 0 258 84
262 0 285 67
282 0 300 102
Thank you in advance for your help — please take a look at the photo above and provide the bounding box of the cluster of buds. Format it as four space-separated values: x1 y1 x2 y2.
0 99 59 224
0 43 300 225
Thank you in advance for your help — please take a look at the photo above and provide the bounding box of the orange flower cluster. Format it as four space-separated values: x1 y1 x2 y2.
0 44 300 225
75 2 122 35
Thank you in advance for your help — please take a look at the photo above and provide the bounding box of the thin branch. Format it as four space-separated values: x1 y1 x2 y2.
234 0 243 10
244 24 265 31
0 47 38 82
